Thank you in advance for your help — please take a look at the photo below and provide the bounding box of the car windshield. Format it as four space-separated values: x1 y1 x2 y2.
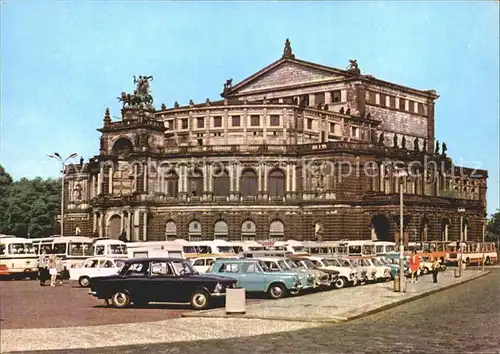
336 259 351 267
322 259 337 267
217 246 234 253
277 260 289 270
170 260 198 275
292 246 305 252
371 258 382 266
344 259 356 267
284 259 297 269
183 246 199 254
258 260 270 272
109 244 127 255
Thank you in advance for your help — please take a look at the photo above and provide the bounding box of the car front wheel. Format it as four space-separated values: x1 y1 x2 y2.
78 276 90 287
111 291 130 308
190 290 209 310
422 268 429 275
334 277 348 289
267 283 286 299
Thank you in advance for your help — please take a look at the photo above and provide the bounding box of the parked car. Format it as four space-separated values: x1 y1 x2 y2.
364 257 392 281
70 257 126 287
373 256 398 278
256 257 316 290
296 256 357 289
189 256 218 273
206 258 302 299
341 258 371 283
88 258 237 310
283 257 336 289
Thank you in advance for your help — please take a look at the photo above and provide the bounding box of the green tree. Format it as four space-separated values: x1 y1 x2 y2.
0 164 14 233
486 210 500 242
2 177 61 238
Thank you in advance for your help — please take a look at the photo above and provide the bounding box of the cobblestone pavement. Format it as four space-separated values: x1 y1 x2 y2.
14 269 499 354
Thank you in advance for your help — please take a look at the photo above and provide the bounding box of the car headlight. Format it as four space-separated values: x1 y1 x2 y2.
214 283 224 292
307 274 315 280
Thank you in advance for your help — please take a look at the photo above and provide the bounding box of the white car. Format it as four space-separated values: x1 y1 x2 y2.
304 256 357 289
69 257 126 287
342 258 373 283
363 257 392 281
189 257 217 273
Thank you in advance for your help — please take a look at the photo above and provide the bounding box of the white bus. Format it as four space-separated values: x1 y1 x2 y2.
31 236 94 268
187 240 236 258
126 241 184 259
372 241 396 254
92 238 128 258
0 235 38 279
229 241 266 254
332 240 376 257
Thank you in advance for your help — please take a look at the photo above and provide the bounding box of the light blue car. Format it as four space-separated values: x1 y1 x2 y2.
206 258 303 299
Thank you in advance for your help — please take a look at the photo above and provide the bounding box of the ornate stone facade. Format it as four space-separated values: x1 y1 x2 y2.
63 40 487 244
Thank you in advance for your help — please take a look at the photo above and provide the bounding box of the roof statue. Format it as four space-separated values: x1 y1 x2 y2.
282 38 295 59
435 140 440 155
222 78 233 96
118 75 154 108
347 59 361 75
442 142 447 156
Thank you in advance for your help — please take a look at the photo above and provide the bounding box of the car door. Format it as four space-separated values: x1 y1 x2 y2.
100 259 116 276
148 261 173 302
239 262 263 292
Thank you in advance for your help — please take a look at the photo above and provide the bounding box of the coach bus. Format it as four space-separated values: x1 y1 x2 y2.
0 235 38 279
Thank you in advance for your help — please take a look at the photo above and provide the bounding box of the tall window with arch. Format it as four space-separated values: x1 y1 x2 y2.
188 168 203 197
213 167 230 198
241 219 256 241
269 220 285 240
241 168 258 197
164 170 179 197
188 220 202 241
268 169 285 197
165 220 177 240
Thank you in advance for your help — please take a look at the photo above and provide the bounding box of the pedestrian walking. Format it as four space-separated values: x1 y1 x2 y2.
48 252 58 287
431 257 440 283
38 250 49 286
55 256 64 285
409 250 420 283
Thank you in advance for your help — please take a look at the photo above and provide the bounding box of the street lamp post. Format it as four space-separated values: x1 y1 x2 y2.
48 152 78 237
396 169 407 292
458 208 465 277
482 220 486 272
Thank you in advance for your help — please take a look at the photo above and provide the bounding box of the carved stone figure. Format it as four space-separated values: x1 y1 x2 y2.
393 134 398 148
117 76 154 108
442 142 448 156
435 140 440 154
423 139 427 152
347 59 361 75
346 108 351 115
401 135 406 149
414 138 419 152
378 132 385 145
282 38 295 59
73 183 82 201
339 107 345 114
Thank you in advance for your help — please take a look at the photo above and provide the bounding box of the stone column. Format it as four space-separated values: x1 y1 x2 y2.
120 211 124 230
97 164 103 195
236 163 241 193
91 175 96 198
324 91 332 105
208 163 213 193
133 164 138 193
258 163 263 193
292 163 297 192
263 163 268 192
143 212 148 241
286 163 291 192
203 162 208 195
143 163 148 193
126 210 131 241
93 212 97 233
98 213 104 238
133 210 140 241
108 165 113 195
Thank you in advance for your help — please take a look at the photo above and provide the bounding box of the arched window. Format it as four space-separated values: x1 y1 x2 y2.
107 214 122 239
188 168 203 197
188 220 202 241
112 138 133 155
165 170 179 197
371 214 391 242
241 169 258 197
241 219 256 241
268 169 285 197
214 220 229 240
213 168 230 197
269 220 284 240
165 220 177 240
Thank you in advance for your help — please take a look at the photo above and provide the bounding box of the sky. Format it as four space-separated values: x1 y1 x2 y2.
1 1 499 215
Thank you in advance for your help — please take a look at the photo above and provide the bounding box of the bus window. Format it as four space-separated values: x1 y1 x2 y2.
41 244 52 254
69 243 84 256
0 244 5 255
83 244 93 256
95 245 105 255
348 246 362 255
53 243 67 254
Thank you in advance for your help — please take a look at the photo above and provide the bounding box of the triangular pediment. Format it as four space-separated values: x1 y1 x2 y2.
228 59 347 96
